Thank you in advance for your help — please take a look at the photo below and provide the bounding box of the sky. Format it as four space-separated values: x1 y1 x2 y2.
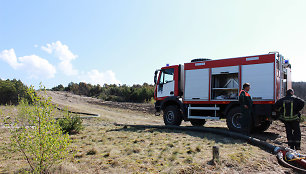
1 0 306 88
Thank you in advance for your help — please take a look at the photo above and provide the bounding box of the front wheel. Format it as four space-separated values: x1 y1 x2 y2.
226 107 243 132
163 105 182 126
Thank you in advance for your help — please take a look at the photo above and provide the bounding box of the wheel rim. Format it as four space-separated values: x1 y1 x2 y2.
166 111 175 123
232 113 242 129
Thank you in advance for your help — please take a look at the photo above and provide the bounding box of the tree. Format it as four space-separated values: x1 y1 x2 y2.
0 79 31 105
7 86 70 173
51 84 65 91
0 80 17 104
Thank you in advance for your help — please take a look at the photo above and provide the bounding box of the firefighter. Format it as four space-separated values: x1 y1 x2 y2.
239 83 253 135
275 89 304 150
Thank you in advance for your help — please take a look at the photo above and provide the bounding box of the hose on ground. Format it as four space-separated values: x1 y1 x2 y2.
114 124 277 152
55 107 100 118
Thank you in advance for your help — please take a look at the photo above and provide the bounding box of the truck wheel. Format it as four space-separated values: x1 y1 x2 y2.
163 105 182 126
253 121 271 133
226 107 242 132
190 119 206 127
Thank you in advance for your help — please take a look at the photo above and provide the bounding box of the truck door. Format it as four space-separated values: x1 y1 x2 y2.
157 68 175 98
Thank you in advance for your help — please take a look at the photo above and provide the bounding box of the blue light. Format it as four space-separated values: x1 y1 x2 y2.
166 64 169 66
285 60 289 64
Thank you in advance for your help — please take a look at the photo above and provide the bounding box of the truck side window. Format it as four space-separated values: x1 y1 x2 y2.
159 68 174 84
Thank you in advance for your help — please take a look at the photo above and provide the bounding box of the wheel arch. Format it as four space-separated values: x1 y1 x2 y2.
224 101 240 116
160 97 186 118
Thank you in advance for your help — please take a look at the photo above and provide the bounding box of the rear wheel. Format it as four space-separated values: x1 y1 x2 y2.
163 105 182 126
190 119 206 127
253 121 271 133
226 107 243 132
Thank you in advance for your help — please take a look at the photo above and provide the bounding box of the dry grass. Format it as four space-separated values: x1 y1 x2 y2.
0 104 295 174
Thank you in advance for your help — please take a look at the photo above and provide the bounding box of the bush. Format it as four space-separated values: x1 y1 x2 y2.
86 148 97 155
7 86 70 173
58 111 83 135
301 115 305 123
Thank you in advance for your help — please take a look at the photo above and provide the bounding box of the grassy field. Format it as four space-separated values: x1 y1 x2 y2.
0 104 294 174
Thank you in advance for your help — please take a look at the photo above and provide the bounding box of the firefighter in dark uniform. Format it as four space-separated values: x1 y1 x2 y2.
239 83 253 135
275 89 304 150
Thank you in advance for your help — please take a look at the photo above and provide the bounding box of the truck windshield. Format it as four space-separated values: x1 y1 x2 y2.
159 68 174 84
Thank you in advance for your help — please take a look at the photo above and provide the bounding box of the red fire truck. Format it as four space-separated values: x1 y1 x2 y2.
154 52 292 132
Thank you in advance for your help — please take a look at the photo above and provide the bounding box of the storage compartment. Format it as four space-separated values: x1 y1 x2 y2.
241 63 274 100
184 68 209 100
211 73 239 100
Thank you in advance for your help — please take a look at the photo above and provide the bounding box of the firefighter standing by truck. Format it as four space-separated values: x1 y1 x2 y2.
239 83 253 135
275 89 304 150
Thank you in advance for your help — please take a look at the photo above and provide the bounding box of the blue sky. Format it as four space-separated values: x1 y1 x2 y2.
1 0 306 88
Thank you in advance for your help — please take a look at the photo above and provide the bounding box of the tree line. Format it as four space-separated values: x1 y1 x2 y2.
1 79 305 105
0 79 31 105
51 82 155 103
292 82 306 100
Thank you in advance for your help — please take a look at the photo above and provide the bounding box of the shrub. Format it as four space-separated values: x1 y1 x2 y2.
7 86 70 173
58 111 83 135
86 148 97 155
301 115 305 123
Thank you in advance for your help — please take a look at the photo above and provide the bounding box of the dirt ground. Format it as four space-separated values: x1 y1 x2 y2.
45 91 306 151
47 91 156 114
0 91 305 173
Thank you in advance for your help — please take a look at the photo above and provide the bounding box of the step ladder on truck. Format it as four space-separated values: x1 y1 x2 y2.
153 52 292 132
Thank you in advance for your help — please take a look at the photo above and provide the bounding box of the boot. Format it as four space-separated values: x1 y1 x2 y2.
295 144 301 150
288 142 294 150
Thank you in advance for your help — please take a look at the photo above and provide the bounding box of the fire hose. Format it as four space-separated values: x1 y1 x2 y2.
55 107 100 118
114 124 306 173
275 147 306 173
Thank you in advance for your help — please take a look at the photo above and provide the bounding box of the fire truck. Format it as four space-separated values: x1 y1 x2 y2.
154 52 292 132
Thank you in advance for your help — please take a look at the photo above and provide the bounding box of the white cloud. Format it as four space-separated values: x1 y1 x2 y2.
0 49 56 78
82 69 121 85
0 44 121 85
0 49 22 69
40 41 121 84
41 41 78 76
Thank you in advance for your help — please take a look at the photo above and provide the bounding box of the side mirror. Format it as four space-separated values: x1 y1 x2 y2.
154 71 158 84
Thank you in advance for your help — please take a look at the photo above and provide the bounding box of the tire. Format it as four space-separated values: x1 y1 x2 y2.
226 107 243 132
253 121 271 133
190 119 206 127
163 105 182 126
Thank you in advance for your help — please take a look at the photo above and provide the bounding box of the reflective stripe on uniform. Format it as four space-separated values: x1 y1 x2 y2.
281 100 299 121
239 90 250 97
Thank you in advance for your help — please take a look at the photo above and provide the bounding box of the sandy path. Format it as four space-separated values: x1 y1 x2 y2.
44 91 163 125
